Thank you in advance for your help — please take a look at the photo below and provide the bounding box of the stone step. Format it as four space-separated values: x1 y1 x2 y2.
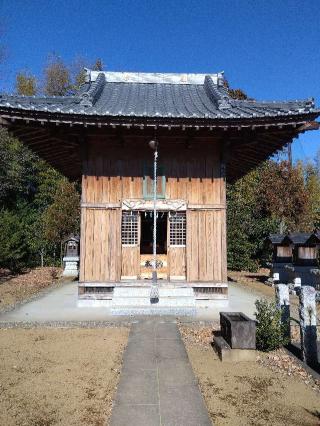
159 287 194 297
111 286 196 315
112 296 196 307
111 305 197 316
113 286 194 298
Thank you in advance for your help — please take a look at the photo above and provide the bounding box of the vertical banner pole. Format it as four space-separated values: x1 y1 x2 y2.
150 145 159 302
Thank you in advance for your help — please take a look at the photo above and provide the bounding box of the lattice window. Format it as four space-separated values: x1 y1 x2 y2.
169 212 186 246
121 212 139 245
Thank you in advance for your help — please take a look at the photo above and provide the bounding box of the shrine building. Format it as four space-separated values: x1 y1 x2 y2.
0 70 319 311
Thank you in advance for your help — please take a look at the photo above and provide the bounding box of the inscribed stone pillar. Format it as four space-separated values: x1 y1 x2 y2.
299 286 318 368
275 284 290 341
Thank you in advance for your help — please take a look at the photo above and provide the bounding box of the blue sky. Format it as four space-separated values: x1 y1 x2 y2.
1 0 319 161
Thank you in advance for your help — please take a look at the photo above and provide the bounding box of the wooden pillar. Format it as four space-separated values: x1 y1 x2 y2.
220 141 228 283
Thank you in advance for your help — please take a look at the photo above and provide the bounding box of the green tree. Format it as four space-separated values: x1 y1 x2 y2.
227 164 278 271
32 159 64 211
43 180 80 251
227 160 312 272
16 72 37 95
0 128 37 207
0 206 31 272
304 161 320 229
0 127 68 268
259 161 310 232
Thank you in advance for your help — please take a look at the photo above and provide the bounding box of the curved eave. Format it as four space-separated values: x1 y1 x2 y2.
0 105 319 129
0 106 319 183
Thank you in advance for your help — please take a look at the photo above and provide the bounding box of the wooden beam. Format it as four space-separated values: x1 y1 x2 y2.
0 117 10 126
298 121 319 132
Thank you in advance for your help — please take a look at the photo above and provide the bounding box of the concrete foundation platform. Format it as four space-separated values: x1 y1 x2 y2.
213 334 257 362
111 286 196 315
0 281 260 324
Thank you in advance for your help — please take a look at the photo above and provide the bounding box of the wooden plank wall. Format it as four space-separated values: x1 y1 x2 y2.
80 207 121 282
168 247 186 279
82 140 223 206
121 246 140 279
277 246 292 258
298 247 318 259
80 138 227 283
186 210 226 282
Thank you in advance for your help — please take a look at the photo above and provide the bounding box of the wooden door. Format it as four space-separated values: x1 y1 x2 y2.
121 211 140 280
168 211 186 281
139 211 168 279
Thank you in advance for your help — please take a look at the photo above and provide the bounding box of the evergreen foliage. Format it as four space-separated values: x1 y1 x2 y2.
0 128 80 271
0 207 30 272
43 180 80 245
255 299 290 351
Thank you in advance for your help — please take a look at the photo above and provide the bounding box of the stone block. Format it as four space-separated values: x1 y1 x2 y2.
299 286 318 368
213 334 256 362
275 284 290 341
63 256 79 277
220 312 256 349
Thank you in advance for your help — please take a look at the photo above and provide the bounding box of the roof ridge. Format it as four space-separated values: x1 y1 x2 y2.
203 75 232 110
81 72 106 107
84 69 224 85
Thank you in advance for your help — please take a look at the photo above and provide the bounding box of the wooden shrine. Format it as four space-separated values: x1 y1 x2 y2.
267 231 320 288
0 70 319 306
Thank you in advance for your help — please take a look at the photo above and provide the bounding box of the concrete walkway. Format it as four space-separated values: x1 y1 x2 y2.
0 281 265 324
110 318 212 426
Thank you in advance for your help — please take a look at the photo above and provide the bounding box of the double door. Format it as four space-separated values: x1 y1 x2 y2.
121 210 186 281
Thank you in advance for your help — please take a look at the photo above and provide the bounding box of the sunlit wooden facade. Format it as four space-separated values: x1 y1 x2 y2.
80 136 227 287
0 70 319 302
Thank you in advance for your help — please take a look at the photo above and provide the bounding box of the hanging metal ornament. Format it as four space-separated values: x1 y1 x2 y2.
149 139 159 303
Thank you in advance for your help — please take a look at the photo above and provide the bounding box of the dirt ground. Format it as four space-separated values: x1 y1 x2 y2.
0 267 65 312
0 327 129 426
228 269 274 298
180 325 320 426
228 269 320 320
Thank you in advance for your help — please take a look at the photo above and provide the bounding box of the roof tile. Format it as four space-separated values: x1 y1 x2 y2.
0 70 318 121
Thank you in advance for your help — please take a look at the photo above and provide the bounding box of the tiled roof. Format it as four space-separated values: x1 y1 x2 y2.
0 70 318 121
267 234 286 245
284 233 313 245
268 232 320 246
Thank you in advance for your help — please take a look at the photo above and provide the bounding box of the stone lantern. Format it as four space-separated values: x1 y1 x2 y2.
63 235 80 277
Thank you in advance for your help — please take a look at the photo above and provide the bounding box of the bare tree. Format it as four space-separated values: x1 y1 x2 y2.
16 71 37 95
43 53 71 96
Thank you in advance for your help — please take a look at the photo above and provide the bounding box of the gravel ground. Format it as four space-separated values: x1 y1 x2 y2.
0 320 134 329
180 324 320 426
0 327 129 426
